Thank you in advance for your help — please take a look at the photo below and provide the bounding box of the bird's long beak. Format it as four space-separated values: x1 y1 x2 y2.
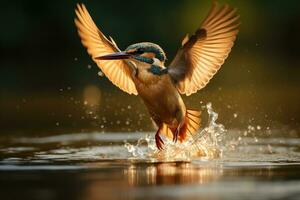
95 52 131 60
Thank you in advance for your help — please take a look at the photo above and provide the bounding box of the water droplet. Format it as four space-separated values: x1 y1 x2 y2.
98 71 104 77
247 125 255 132
138 113 143 119
267 144 273 154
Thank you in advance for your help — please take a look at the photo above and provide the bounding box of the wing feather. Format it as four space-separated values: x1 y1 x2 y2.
75 4 138 95
168 2 240 96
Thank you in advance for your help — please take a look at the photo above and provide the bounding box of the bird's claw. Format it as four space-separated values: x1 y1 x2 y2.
155 133 164 150
173 128 179 143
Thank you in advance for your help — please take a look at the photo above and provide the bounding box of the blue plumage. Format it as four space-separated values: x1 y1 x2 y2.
147 65 168 75
125 42 166 61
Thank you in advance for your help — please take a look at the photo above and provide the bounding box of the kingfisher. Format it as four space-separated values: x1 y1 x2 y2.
75 2 239 150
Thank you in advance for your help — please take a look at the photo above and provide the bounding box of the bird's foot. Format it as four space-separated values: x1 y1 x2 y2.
173 128 179 143
155 133 164 150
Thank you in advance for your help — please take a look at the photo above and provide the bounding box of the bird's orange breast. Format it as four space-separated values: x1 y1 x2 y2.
134 69 186 126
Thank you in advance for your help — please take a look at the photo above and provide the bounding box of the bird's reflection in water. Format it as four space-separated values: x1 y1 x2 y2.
79 161 286 200
124 162 222 186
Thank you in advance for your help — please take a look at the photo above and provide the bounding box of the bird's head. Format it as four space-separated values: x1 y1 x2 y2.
96 42 166 66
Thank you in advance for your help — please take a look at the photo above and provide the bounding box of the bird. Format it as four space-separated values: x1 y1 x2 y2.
74 2 240 150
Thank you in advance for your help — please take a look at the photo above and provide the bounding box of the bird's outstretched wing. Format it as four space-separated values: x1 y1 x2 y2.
168 2 240 96
75 4 138 95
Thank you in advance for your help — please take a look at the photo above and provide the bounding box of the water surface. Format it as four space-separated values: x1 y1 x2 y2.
1 129 300 200
0 104 299 200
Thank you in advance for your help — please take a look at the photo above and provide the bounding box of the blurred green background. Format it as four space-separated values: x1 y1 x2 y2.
0 0 299 135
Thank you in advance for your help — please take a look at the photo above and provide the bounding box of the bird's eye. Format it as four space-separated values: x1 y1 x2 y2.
135 49 144 55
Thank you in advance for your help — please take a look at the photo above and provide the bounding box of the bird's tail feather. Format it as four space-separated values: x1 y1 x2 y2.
159 109 201 142
178 109 201 141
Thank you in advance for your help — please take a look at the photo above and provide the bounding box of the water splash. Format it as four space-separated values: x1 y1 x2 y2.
124 103 226 161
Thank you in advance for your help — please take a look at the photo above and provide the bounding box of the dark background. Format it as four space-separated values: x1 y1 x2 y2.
0 0 300 135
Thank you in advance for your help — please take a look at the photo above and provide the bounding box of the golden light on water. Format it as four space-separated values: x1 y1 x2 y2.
124 163 222 186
